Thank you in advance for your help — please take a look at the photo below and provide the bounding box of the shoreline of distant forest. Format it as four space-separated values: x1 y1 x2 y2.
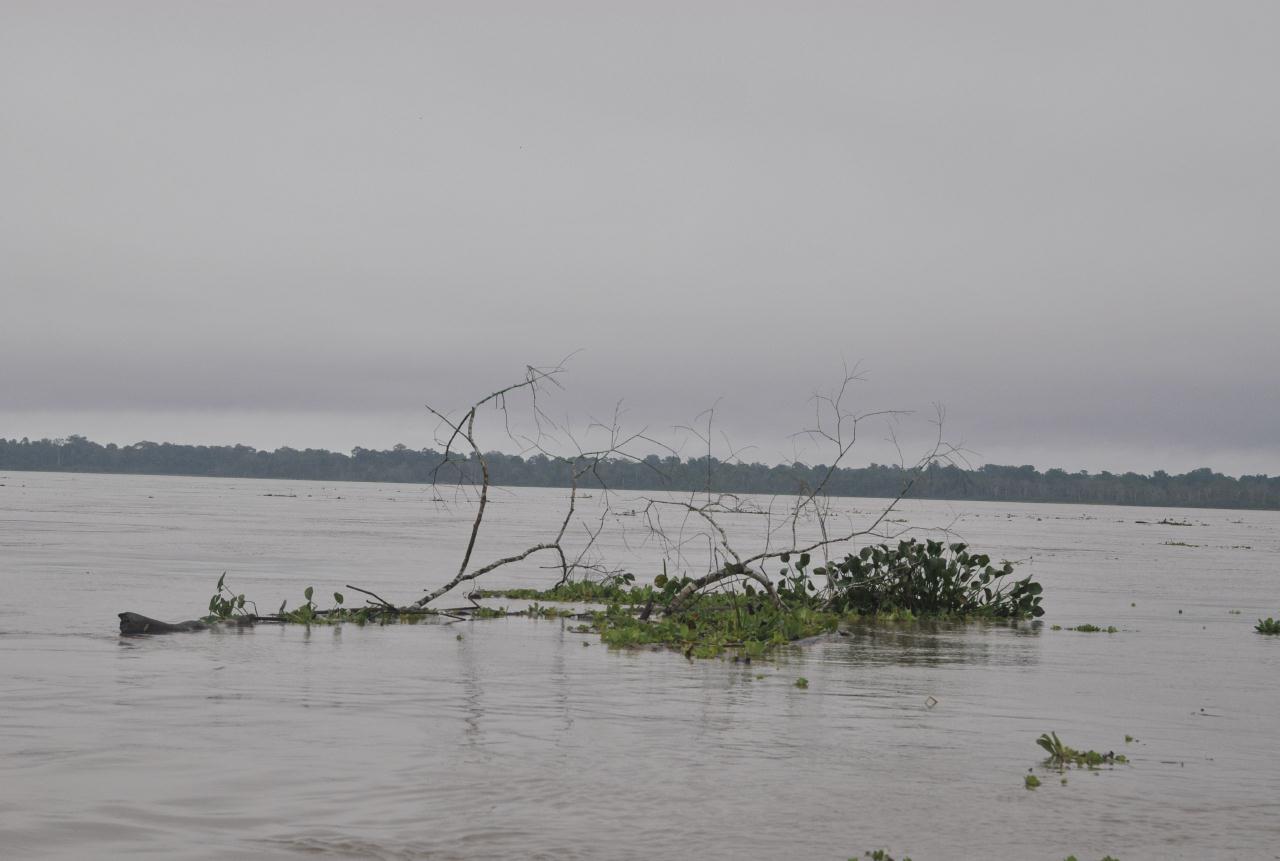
1 435 1276 510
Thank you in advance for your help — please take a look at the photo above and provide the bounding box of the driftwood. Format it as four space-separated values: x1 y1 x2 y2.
118 612 255 635
117 607 483 634
119 612 213 635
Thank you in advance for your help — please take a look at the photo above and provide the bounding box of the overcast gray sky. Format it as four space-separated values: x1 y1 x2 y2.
2 1 1277 475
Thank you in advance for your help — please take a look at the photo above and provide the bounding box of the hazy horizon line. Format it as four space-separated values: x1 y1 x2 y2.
2 431 1269 481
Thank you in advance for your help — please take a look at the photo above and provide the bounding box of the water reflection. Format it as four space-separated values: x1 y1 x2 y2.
459 629 484 744
824 619 1042 667
548 623 576 740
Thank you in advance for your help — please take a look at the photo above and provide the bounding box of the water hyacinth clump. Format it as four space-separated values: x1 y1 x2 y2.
812 539 1044 619
475 538 1048 659
1035 732 1128 769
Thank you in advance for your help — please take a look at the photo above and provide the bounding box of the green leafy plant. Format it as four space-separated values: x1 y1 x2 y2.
1256 617 1280 634
1036 731 1069 761
1025 774 1041 789
794 677 809 689
524 602 574 619
199 575 456 628
470 606 508 620
1036 732 1128 769
280 586 318 623
585 537 1043 659
814 540 1044 619
592 592 837 658
206 572 252 619
277 586 351 625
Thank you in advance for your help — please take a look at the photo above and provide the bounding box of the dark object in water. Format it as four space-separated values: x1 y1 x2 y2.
119 612 208 634
118 612 229 635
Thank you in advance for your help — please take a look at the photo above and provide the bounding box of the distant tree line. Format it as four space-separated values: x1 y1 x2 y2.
2 435 1277 510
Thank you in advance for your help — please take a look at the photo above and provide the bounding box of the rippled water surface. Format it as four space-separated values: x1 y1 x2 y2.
1 472 1278 860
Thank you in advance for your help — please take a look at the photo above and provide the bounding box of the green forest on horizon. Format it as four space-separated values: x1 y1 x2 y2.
1 434 1277 510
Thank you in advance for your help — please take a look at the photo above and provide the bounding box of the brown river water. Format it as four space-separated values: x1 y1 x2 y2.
1 472 1278 860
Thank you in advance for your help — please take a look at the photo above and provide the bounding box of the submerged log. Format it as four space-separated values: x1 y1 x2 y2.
118 612 254 635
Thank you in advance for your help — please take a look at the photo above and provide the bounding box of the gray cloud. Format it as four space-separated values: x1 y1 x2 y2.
3 2 1277 475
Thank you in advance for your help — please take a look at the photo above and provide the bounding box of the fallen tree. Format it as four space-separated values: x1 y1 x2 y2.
118 359 1044 653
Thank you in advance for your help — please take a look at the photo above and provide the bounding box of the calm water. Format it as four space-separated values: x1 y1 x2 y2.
1 472 1278 860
